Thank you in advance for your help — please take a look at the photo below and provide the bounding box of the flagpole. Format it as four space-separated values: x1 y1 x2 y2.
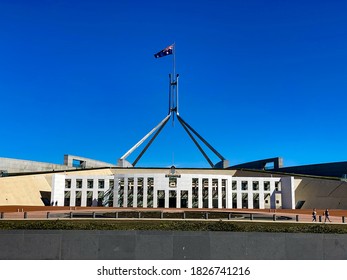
173 42 176 78
173 42 179 115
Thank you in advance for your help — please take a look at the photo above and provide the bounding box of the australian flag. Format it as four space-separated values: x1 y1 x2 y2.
154 44 174 58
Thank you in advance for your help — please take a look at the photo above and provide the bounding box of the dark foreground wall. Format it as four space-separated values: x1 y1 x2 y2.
0 230 346 260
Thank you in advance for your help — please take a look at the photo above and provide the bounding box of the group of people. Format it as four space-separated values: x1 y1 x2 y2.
312 208 331 222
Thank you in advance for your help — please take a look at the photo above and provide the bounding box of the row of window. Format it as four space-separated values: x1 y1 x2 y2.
63 189 281 209
65 179 114 189
65 178 281 191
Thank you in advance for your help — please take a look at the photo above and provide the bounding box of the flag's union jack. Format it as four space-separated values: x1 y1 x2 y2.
154 44 174 58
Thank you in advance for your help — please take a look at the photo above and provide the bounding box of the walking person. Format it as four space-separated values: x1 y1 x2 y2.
312 208 317 222
324 209 331 223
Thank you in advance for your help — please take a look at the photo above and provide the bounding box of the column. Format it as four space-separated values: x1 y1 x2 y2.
248 180 253 209
70 178 76 207
226 178 232 209
51 174 66 207
104 178 110 207
198 178 203 208
133 177 138 208
81 178 87 207
188 188 192 208
143 176 148 208
208 178 213 209
113 176 119 207
237 179 242 209
218 178 222 208
258 180 265 209
153 184 157 208
123 177 128 207
164 188 170 208
177 189 181 208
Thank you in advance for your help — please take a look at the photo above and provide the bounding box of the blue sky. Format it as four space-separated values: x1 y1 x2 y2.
0 0 346 168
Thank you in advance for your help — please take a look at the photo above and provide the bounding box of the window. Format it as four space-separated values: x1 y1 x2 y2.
98 191 104 206
87 179 93 189
147 186 154 208
137 177 143 187
232 181 237 191
87 191 93 206
241 181 248 191
98 179 105 189
75 191 82 206
253 193 259 209
212 179 218 187
181 190 188 208
147 177 154 187
64 191 70 206
127 178 134 207
232 193 237 208
242 193 248 208
252 181 259 191
76 179 82 189
65 179 71 189
264 181 270 191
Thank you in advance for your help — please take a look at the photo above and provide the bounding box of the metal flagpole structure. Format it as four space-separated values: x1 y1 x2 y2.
118 44 229 168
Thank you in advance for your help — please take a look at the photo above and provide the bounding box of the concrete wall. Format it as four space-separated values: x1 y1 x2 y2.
64 155 116 168
0 230 346 260
0 156 116 174
0 157 71 173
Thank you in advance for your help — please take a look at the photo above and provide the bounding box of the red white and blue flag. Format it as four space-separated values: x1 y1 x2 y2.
154 44 174 58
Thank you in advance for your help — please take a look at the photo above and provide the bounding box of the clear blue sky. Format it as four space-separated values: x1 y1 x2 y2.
0 0 346 168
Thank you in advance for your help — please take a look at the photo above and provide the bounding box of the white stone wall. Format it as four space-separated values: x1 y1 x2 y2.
51 174 66 206
51 171 295 209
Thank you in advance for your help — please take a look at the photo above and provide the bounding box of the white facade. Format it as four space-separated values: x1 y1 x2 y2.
51 169 295 209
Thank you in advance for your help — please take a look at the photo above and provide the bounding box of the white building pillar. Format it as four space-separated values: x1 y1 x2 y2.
237 180 242 209
143 177 148 208
198 178 203 208
208 178 213 209
104 178 110 207
188 188 192 208
51 174 65 207
281 176 295 209
153 185 158 208
81 178 87 207
177 190 181 208
225 178 231 209
248 180 253 209
69 179 76 207
114 177 119 207
218 178 222 208
259 180 265 209
123 177 128 207
165 189 169 208
133 177 138 208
